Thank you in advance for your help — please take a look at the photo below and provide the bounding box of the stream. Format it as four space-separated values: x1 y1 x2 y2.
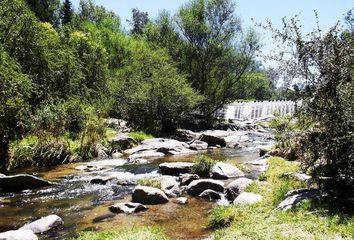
0 143 268 239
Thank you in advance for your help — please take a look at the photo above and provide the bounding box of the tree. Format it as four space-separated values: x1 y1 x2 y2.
0 45 32 172
60 0 73 25
128 8 149 35
265 15 354 205
26 0 60 25
176 0 259 118
111 40 201 134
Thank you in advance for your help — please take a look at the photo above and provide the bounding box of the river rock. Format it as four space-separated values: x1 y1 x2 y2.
189 140 208 150
226 178 254 201
90 176 115 185
175 129 200 141
109 202 148 214
158 176 181 198
128 151 165 160
179 173 199 186
174 197 188 205
111 151 123 158
159 162 194 176
0 229 38 240
132 186 169 204
108 134 136 151
20 215 63 234
233 192 262 205
187 179 224 196
0 174 53 192
277 188 320 211
199 134 226 147
210 162 244 179
199 189 222 201
282 172 312 182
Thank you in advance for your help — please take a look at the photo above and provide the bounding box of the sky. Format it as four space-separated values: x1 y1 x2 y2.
71 0 353 65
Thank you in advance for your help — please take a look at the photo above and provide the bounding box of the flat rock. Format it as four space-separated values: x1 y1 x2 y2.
109 202 148 214
277 188 320 211
0 229 38 240
179 173 199 186
111 152 123 158
226 178 254 201
132 186 169 205
0 174 53 192
128 151 165 160
187 179 224 196
199 189 222 201
159 162 194 176
233 192 262 205
189 140 208 150
199 134 226 147
210 162 244 179
20 215 63 234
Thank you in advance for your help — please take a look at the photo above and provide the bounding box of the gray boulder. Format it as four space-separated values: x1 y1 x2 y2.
20 215 63 234
159 162 194 176
210 162 244 179
109 202 148 214
189 140 208 150
226 178 254 201
158 176 181 198
187 179 224 196
179 173 199 186
111 151 123 158
90 176 115 185
199 189 222 201
0 230 38 240
277 188 320 211
132 186 169 204
108 135 136 151
199 134 226 147
0 174 53 192
174 197 188 205
233 192 262 206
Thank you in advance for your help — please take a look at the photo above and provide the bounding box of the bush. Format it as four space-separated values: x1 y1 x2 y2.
208 206 235 229
137 178 162 189
191 155 217 177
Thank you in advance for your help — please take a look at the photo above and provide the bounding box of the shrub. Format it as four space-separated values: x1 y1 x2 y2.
137 178 162 189
208 206 235 229
191 155 217 177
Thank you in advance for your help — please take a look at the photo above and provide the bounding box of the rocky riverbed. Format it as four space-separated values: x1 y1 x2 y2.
0 119 275 240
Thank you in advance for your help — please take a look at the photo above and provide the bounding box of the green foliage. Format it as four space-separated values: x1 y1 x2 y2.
112 40 201 134
208 206 235 229
137 178 162 189
128 131 154 141
211 157 354 240
72 227 169 240
267 16 354 203
191 154 217 177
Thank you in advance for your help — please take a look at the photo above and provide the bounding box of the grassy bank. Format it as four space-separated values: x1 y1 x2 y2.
210 157 354 240
71 227 168 240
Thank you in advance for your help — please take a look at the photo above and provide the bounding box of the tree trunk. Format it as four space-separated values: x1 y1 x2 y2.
0 139 9 173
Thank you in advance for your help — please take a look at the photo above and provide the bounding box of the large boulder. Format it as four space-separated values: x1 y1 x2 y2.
158 176 181 198
108 134 137 151
20 215 63 234
277 188 320 211
233 192 262 206
0 229 38 240
0 175 53 192
179 173 199 186
226 178 254 201
187 179 224 196
210 162 244 179
159 162 194 176
199 134 226 147
109 202 148 214
199 189 222 201
189 140 208 150
132 186 169 204
175 129 200 142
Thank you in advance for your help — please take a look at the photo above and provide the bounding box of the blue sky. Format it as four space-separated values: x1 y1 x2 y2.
71 0 353 65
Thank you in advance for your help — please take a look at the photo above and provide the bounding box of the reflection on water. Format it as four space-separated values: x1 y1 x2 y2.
0 148 261 239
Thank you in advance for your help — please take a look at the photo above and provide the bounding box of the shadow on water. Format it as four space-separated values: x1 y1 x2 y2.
0 147 261 239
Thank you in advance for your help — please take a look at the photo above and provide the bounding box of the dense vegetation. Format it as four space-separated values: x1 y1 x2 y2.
0 0 281 171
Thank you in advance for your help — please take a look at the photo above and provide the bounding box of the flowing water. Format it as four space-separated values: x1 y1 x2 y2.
0 146 264 240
